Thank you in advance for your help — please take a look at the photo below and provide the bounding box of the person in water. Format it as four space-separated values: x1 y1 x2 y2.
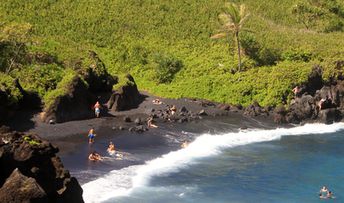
94 101 101 118
327 191 334 199
107 141 116 153
88 151 102 161
319 186 329 199
88 128 96 143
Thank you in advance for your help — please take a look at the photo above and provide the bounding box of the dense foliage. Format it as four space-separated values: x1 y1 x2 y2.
0 0 344 107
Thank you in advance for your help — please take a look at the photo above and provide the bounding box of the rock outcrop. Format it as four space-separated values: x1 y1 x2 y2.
244 101 269 117
0 127 84 203
273 65 344 124
83 51 118 93
0 90 9 123
41 76 96 123
107 74 142 111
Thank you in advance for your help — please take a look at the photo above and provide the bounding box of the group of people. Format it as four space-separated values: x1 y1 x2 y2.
87 127 117 161
319 186 335 199
88 141 117 161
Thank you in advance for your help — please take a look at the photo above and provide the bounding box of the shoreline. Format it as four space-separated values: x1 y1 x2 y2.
3 92 286 186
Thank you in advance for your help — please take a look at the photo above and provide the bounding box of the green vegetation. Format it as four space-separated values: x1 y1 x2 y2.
0 72 23 106
0 0 344 108
43 69 82 110
211 3 250 72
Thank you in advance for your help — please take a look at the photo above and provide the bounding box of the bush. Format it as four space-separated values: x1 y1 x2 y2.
153 53 183 84
43 69 83 110
281 49 313 62
0 73 23 106
11 64 64 97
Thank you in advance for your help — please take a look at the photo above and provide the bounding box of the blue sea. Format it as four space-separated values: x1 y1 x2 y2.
81 123 344 203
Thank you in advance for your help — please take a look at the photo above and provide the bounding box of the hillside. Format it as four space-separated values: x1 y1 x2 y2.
1 0 344 108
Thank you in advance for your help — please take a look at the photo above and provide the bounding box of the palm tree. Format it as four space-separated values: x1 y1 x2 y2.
211 3 250 72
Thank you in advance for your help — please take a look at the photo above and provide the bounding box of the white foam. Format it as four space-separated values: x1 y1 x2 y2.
82 123 344 203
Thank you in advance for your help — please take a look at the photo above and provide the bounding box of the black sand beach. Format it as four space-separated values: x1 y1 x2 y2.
3 93 283 185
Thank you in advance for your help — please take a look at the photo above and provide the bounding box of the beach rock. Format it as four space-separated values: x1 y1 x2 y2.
128 125 147 133
314 81 344 109
118 126 125 131
244 101 267 117
286 95 317 124
123 116 131 122
180 106 188 113
217 104 230 111
0 90 9 123
273 105 287 124
134 118 142 125
0 129 84 203
198 109 207 116
0 168 47 203
318 108 342 124
41 75 96 123
107 74 142 111
304 65 323 96
178 117 188 123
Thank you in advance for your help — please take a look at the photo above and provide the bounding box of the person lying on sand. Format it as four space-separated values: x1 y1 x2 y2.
88 128 96 144
147 117 158 128
107 141 116 153
152 99 163 105
88 151 102 161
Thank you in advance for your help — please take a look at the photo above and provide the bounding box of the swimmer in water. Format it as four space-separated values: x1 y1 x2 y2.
107 141 116 153
88 151 102 161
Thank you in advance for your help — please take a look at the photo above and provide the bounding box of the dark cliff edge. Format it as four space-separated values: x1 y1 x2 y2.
0 126 84 203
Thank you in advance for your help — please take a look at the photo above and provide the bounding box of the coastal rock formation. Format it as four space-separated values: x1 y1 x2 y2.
0 90 9 123
42 76 96 123
244 101 269 117
274 65 344 124
273 105 287 124
0 127 84 203
107 74 142 111
83 51 118 93
286 95 317 123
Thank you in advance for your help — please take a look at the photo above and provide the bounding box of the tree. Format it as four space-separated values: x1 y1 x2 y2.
211 3 250 72
0 22 32 73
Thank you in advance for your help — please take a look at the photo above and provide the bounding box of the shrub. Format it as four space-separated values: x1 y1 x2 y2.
43 69 83 110
0 73 23 106
281 49 313 62
11 64 64 97
153 53 183 84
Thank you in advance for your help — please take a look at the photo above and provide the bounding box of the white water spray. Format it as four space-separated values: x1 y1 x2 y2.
82 123 344 202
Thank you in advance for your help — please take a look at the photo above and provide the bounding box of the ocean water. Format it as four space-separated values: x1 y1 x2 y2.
82 123 344 203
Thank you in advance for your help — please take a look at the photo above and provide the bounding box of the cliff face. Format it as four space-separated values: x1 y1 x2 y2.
0 126 84 203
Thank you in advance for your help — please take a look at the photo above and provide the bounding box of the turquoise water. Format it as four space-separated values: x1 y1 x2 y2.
82 124 344 203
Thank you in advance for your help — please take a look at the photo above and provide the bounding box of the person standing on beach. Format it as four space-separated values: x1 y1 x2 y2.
88 128 96 143
94 101 101 118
